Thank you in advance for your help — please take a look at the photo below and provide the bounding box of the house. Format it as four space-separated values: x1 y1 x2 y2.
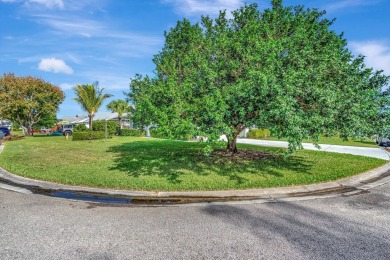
61 112 133 128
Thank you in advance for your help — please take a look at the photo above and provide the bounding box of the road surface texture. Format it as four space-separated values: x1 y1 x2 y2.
1 183 390 260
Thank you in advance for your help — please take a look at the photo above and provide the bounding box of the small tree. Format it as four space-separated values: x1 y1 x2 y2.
106 99 133 128
73 82 112 129
128 1 389 154
73 124 87 132
92 120 119 135
35 113 57 129
0 73 65 135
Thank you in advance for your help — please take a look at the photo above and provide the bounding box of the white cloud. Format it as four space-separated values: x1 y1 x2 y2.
30 14 163 56
2 0 103 10
349 41 390 75
80 71 132 90
59 83 75 90
33 14 103 37
63 0 104 11
33 14 162 46
162 0 244 17
28 0 64 9
38 57 73 74
324 0 382 12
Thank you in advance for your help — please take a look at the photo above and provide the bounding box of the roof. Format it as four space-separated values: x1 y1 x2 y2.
62 115 88 123
71 112 129 123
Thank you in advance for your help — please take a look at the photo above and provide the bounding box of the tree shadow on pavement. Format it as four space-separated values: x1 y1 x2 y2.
201 200 390 259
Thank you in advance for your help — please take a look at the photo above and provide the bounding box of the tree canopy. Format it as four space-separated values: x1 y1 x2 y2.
128 1 389 153
107 99 133 128
0 73 65 135
34 113 57 130
73 82 112 129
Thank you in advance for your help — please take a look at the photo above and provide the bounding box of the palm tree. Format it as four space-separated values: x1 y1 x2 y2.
106 99 133 128
73 82 112 129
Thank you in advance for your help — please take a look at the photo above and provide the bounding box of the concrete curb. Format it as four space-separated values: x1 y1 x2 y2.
1 160 389 200
1 142 390 203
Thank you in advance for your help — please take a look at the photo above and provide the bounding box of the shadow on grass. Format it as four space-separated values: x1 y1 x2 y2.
106 140 314 186
354 140 377 145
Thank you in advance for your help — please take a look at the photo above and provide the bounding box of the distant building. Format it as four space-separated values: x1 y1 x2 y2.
60 112 133 128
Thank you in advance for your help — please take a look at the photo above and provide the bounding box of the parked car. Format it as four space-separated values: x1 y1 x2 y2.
373 133 390 147
378 136 390 147
0 127 11 136
62 124 75 136
40 127 51 134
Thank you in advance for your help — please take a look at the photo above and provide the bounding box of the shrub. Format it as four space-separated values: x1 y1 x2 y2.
72 131 107 141
11 123 21 131
248 129 271 139
74 124 87 132
150 128 191 140
150 128 165 139
92 120 119 135
118 128 145 137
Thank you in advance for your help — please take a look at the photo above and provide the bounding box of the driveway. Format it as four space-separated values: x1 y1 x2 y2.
1 182 390 259
238 138 390 160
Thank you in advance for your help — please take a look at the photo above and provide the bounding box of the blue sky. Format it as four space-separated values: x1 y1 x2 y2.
1 0 389 118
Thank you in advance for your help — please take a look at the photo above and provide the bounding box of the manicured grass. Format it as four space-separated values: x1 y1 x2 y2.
0 136 386 191
257 136 378 148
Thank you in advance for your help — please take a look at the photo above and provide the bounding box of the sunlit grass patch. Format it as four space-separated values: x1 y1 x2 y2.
0 136 386 191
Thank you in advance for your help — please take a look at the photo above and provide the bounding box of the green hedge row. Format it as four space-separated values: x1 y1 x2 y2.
248 129 271 139
92 121 119 135
150 129 164 139
118 128 145 137
73 124 87 132
150 129 191 140
72 131 108 141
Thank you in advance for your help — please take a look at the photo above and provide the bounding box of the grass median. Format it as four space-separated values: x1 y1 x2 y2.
0 136 386 191
256 136 378 148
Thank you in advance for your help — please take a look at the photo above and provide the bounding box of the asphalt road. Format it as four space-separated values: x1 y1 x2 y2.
1 183 390 260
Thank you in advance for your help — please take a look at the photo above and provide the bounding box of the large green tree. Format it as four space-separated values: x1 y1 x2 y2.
128 1 389 153
0 73 65 135
34 113 57 129
106 99 133 128
73 82 112 129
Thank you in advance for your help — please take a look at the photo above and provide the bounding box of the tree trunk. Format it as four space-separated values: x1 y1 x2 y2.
27 123 34 136
118 117 122 129
22 126 30 136
226 125 246 153
226 135 238 153
88 114 93 129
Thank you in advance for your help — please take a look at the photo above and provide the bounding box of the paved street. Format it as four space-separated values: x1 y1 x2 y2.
1 182 390 260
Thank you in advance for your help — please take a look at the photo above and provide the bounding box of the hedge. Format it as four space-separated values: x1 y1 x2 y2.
248 129 271 139
72 131 107 141
150 128 191 140
150 129 166 139
92 121 119 135
118 128 145 137
74 124 87 132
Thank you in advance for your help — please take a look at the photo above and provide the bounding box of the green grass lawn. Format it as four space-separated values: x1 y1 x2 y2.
0 136 386 191
257 136 378 148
